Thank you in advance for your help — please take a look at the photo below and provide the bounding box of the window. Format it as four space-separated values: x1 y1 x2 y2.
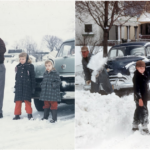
57 42 74 57
118 50 124 57
147 46 150 55
109 49 117 58
85 24 92 32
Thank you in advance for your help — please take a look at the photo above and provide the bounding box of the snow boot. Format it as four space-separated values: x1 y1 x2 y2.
132 123 139 131
50 109 57 123
13 115 20 120
141 124 149 135
41 108 50 120
28 114 33 120
0 113 3 118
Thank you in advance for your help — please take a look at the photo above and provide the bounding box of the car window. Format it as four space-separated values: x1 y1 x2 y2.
109 46 145 59
118 50 124 57
57 42 74 57
130 47 145 56
109 49 117 58
147 46 150 56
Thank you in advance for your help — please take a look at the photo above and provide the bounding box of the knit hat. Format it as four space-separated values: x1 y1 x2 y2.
49 58 54 66
136 60 146 68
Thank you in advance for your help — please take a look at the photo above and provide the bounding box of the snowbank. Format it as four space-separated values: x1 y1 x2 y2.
76 90 150 149
0 62 74 149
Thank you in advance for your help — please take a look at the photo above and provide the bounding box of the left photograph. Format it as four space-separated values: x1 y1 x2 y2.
0 1 75 149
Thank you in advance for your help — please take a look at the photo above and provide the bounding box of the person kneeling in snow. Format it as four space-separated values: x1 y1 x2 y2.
81 46 113 94
132 60 149 134
13 53 35 120
39 60 61 123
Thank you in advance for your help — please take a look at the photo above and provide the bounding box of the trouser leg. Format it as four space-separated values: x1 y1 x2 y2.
0 64 5 114
24 100 32 114
50 101 58 122
14 101 22 115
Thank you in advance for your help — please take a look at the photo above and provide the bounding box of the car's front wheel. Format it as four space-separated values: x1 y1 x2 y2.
34 99 44 111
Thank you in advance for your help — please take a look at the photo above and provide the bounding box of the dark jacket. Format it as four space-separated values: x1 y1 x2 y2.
14 63 35 102
39 70 61 102
133 70 150 106
82 54 92 81
0 38 6 64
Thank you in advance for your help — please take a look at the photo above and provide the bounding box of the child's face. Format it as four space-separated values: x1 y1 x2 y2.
136 67 145 74
45 62 53 72
19 57 26 64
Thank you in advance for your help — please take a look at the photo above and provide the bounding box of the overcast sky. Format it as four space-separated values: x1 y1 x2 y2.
0 1 74 51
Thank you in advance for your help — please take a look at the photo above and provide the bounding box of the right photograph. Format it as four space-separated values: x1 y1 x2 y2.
75 1 150 149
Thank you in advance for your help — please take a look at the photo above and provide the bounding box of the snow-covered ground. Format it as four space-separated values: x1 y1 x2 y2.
0 62 74 149
75 45 150 149
76 90 150 149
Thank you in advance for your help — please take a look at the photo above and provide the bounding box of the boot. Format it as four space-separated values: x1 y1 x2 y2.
141 124 149 134
13 115 20 120
41 108 50 120
132 122 139 131
50 109 57 123
28 114 33 120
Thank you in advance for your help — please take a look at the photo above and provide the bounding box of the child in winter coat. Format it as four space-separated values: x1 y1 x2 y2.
39 59 61 123
13 53 35 120
132 60 150 134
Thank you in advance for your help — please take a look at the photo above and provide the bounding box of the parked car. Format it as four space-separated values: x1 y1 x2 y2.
105 41 150 95
33 39 75 111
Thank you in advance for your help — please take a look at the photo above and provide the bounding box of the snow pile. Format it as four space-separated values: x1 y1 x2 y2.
76 90 150 149
0 62 74 149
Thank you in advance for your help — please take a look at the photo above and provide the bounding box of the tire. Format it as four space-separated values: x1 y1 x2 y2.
34 99 44 111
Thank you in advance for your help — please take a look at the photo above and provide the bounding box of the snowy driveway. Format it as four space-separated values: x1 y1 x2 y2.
0 63 74 149
76 89 150 149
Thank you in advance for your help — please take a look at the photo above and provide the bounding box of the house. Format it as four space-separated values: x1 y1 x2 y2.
76 2 150 46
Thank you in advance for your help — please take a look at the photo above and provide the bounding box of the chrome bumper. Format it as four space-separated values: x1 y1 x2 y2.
109 74 133 90
83 74 134 91
61 91 74 100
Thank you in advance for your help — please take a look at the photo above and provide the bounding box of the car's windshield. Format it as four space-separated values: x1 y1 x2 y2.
109 46 145 59
57 41 75 57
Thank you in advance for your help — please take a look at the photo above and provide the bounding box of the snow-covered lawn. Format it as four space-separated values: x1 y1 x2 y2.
0 62 74 149
75 89 150 149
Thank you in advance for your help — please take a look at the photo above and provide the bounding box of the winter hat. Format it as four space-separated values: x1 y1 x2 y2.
81 46 88 51
136 60 146 68
45 59 55 67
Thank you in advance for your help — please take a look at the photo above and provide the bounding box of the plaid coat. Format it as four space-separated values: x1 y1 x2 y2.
39 70 61 102
14 63 35 102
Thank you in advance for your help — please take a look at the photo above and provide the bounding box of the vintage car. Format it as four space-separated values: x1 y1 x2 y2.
105 41 150 95
32 39 75 111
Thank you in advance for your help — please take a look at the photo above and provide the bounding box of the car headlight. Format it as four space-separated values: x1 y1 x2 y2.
129 65 136 73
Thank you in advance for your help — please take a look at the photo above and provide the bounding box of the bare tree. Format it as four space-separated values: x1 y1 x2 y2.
43 35 63 52
76 30 102 54
76 1 146 57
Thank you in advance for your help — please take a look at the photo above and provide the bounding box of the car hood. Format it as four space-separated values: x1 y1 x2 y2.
34 56 75 78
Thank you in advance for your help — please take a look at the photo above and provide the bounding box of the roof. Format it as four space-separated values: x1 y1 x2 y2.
112 42 150 48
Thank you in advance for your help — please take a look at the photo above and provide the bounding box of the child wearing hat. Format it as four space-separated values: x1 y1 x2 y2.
13 52 35 120
39 59 61 123
132 60 150 134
